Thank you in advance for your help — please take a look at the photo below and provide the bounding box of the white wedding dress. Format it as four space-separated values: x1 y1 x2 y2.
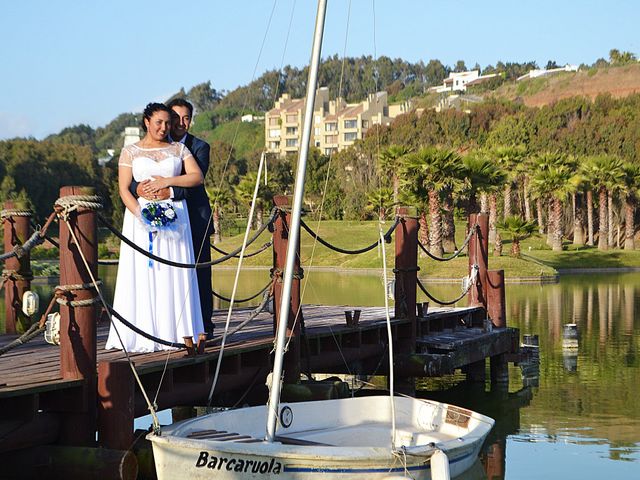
105 142 205 352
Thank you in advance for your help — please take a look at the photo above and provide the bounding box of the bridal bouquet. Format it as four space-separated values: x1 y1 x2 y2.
140 202 178 267
141 202 177 229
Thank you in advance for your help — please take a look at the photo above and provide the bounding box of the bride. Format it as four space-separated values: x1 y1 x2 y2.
105 102 205 352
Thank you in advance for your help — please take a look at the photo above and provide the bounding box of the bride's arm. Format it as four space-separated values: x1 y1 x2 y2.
146 155 203 191
119 166 142 216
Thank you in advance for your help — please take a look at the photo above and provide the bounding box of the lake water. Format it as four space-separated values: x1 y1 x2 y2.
210 269 640 479
7 268 640 479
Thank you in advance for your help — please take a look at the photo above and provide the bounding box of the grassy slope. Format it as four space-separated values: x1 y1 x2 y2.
491 63 640 106
214 220 566 280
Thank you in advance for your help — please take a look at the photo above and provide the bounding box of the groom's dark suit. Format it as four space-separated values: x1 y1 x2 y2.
129 134 214 334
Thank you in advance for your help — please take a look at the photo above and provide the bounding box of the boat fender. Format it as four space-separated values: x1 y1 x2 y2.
22 290 39 316
44 312 61 345
431 449 450 480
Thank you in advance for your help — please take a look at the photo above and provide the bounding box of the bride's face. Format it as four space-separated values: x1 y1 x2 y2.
144 111 170 141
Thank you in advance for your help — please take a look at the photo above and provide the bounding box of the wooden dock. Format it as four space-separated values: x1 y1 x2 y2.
0 304 518 451
0 197 520 479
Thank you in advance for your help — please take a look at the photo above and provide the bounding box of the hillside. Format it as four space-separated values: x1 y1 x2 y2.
492 63 640 106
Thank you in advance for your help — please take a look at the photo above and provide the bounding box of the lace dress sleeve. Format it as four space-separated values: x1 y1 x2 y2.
118 146 133 167
179 142 195 163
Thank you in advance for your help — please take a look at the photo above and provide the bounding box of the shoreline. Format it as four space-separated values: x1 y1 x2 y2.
31 264 640 286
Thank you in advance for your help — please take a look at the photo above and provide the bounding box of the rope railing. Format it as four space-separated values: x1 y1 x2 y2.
210 240 273 259
30 220 60 249
0 230 46 262
97 207 278 269
106 304 187 349
416 265 478 306
209 288 272 344
212 280 272 304
300 216 400 255
417 223 478 262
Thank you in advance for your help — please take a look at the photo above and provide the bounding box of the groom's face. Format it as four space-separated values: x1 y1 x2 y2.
170 105 191 140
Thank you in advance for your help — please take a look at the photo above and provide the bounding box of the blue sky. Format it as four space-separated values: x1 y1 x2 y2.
1 0 637 140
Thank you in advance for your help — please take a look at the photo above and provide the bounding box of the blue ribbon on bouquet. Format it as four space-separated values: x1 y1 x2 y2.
148 232 154 267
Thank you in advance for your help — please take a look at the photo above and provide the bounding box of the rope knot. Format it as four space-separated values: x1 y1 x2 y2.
54 195 103 220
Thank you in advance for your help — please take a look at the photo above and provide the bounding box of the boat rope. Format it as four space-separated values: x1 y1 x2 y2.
211 280 272 304
417 223 477 262
55 196 162 434
96 207 277 268
379 223 397 451
299 216 399 254
207 152 267 407
416 265 478 306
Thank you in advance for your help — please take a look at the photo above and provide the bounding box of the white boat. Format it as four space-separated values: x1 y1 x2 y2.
150 396 494 479
148 1 494 478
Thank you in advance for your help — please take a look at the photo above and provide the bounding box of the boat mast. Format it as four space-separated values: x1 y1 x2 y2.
265 0 327 443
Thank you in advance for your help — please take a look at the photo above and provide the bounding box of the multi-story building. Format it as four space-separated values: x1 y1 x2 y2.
265 87 411 156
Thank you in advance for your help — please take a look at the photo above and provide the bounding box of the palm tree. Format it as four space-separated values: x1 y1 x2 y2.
206 186 232 244
462 150 507 216
492 145 526 219
401 147 461 257
498 216 536 257
378 145 411 204
582 155 624 250
398 188 429 255
366 187 395 221
621 162 640 250
234 172 272 230
530 153 579 251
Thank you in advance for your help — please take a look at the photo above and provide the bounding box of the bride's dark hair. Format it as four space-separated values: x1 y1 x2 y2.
141 102 171 132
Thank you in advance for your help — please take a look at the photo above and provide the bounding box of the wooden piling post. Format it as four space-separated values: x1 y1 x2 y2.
272 195 301 383
2 201 33 334
394 207 418 350
98 361 135 450
57 186 99 445
487 269 506 328
467 213 489 309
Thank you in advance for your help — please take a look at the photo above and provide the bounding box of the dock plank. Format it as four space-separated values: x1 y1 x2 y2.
0 305 483 396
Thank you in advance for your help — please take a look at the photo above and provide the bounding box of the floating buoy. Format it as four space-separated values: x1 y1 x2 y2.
431 449 450 480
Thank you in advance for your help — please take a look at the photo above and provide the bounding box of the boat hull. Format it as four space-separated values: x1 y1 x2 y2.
148 397 493 479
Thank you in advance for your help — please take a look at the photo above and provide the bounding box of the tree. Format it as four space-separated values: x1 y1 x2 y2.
454 60 468 72
187 81 223 113
461 150 507 215
377 145 411 204
400 147 462 257
621 162 640 249
366 188 394 221
530 153 579 251
206 186 232 244
498 216 536 257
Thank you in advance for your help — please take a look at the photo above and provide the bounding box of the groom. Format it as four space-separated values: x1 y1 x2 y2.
132 98 214 336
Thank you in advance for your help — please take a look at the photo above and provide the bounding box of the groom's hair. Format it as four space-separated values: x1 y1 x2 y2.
167 98 194 117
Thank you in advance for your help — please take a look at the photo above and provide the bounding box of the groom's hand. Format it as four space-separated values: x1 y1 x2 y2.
138 179 170 201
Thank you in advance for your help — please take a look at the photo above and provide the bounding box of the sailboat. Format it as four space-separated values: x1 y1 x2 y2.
147 1 494 478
